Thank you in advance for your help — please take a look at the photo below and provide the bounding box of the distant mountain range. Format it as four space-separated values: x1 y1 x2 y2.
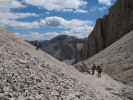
29 35 86 64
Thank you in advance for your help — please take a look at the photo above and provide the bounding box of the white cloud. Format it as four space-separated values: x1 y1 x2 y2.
74 9 88 13
0 0 12 6
2 16 93 30
19 25 93 40
1 15 93 40
0 0 92 40
0 12 38 20
30 32 47 40
1 12 94 40
98 0 113 6
0 10 39 29
1 18 38 29
40 16 93 30
98 6 108 11
23 0 87 11
15 16 94 40
89 6 108 13
0 0 12 11
11 0 26 8
0 4 93 39
0 0 25 9
0 0 38 29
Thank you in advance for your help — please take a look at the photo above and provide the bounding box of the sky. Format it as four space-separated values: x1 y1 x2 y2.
0 0 116 40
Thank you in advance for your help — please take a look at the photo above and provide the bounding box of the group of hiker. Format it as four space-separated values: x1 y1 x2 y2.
91 64 103 78
81 62 103 78
34 41 103 78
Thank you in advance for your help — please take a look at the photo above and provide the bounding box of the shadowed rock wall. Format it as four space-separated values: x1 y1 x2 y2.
80 0 133 60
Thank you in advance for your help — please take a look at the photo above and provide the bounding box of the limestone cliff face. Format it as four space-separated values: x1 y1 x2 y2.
80 0 133 60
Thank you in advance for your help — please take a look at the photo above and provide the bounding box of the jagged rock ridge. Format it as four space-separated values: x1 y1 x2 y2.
80 0 133 60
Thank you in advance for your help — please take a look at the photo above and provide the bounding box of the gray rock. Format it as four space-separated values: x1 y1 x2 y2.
80 0 133 60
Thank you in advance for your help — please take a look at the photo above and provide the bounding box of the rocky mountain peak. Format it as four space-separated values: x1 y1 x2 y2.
80 0 133 60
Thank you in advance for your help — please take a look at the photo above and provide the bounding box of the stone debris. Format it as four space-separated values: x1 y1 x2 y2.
0 32 97 100
0 32 133 100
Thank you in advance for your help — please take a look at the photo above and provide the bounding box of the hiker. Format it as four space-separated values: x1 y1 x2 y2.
97 65 103 78
34 40 40 50
91 64 97 75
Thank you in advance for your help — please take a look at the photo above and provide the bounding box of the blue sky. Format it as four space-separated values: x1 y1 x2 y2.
0 0 116 40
